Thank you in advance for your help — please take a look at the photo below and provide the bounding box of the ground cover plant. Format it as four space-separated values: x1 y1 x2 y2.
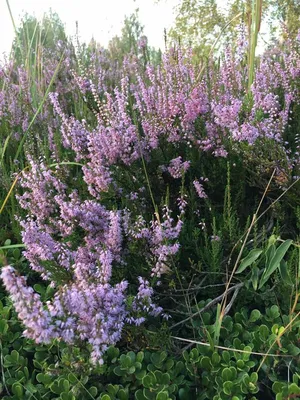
0 2 300 399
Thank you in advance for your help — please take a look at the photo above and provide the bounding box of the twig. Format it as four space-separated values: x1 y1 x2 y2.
224 285 241 315
171 336 294 358
170 282 244 329
157 282 233 297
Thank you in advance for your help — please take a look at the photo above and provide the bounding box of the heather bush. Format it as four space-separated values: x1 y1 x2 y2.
0 7 300 400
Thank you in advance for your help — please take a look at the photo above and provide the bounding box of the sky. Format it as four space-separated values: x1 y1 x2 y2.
0 0 178 57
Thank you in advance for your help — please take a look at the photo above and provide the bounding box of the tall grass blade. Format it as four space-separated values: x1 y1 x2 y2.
236 248 263 274
0 244 25 251
0 133 13 166
259 239 293 288
248 0 262 90
213 303 222 347
14 50 65 162
0 167 29 215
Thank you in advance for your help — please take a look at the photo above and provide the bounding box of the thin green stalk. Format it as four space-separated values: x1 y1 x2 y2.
6 0 24 61
0 133 13 167
0 167 29 215
171 336 295 358
0 244 25 251
140 151 160 224
25 19 39 71
248 0 262 90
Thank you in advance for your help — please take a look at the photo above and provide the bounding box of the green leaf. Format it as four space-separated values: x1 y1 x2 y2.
107 346 119 360
260 240 292 289
118 388 129 400
60 393 75 400
266 244 276 266
211 351 221 366
200 356 212 370
229 366 237 380
120 355 132 369
286 344 300 356
272 381 284 394
33 359 43 369
250 372 258 383
0 319 8 334
135 370 146 380
11 350 20 362
160 373 170 385
156 392 169 400
268 305 280 319
190 348 199 361
178 388 190 400
151 351 167 367
127 351 136 363
24 382 37 394
136 351 144 363
34 284 45 295
222 351 230 364
128 366 136 374
37 373 52 385
62 379 70 392
288 383 300 395
259 325 269 340
89 386 98 397
222 368 232 381
249 309 261 323
242 346 252 361
142 375 154 388
279 260 292 285
223 381 234 395
107 384 119 395
68 373 77 384
114 366 126 376
164 359 174 371
101 395 112 400
12 383 24 398
34 351 48 362
13 248 21 259
135 390 146 400
236 249 263 273
50 381 62 394
251 265 259 291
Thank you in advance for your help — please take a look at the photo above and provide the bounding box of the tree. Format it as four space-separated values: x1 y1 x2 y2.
164 0 299 57
11 10 68 66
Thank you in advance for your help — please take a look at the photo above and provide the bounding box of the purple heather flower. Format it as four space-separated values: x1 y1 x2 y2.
193 180 208 199
1 266 58 343
167 156 190 179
